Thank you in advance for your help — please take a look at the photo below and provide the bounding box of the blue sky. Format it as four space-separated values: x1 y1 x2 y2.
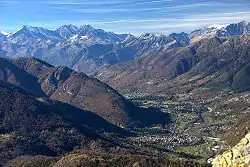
1 0 250 35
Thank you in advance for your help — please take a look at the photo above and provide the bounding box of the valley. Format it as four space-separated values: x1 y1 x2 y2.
119 87 250 164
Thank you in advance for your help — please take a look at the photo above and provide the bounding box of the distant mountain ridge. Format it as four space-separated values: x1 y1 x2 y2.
0 20 249 76
189 20 250 43
0 24 190 75
7 24 128 44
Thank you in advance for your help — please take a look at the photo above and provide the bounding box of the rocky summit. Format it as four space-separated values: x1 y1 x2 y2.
212 132 250 167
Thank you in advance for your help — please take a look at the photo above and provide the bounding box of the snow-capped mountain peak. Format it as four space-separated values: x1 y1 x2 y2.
0 30 8 41
122 33 136 43
0 30 10 37
80 24 95 30
10 25 64 42
16 25 46 34
139 33 156 40
56 24 79 39
61 24 79 31
189 20 250 43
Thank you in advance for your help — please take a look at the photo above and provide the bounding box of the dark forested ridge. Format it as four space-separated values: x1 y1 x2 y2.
0 57 170 128
0 81 129 165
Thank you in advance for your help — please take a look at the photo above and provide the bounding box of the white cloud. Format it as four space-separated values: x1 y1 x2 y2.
0 0 20 4
86 11 250 34
45 0 172 5
2 0 250 36
10 11 249 35
65 3 216 13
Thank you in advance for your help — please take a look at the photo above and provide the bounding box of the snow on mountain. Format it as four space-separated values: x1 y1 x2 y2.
189 21 250 43
56 24 79 39
218 20 250 36
140 33 156 40
0 30 8 41
71 24 127 44
80 36 89 40
10 25 64 42
121 34 137 44
206 24 230 30
0 30 10 37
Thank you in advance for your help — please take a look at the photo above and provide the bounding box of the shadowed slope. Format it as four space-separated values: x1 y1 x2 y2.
0 58 46 96
1 57 171 128
0 81 129 165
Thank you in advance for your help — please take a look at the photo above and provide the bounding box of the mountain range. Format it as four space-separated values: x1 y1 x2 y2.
96 34 250 95
0 24 190 75
1 21 249 77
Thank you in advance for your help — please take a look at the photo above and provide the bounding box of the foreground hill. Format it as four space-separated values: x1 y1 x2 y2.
0 82 130 165
5 147 210 167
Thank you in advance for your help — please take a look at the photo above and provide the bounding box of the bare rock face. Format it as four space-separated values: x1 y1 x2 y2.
212 132 250 167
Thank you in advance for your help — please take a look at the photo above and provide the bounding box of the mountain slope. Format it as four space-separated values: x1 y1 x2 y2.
0 58 46 96
0 81 129 165
95 34 250 94
56 24 79 39
0 31 7 41
9 25 64 44
3 57 171 128
190 20 250 43
5 147 210 167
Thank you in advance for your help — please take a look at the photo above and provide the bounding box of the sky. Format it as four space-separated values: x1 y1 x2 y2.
1 0 250 35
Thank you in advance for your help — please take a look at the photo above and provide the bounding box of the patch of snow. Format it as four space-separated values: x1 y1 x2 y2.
13 25 62 41
70 34 78 42
71 34 78 40
207 24 229 30
163 40 177 50
80 36 89 40
0 30 10 37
